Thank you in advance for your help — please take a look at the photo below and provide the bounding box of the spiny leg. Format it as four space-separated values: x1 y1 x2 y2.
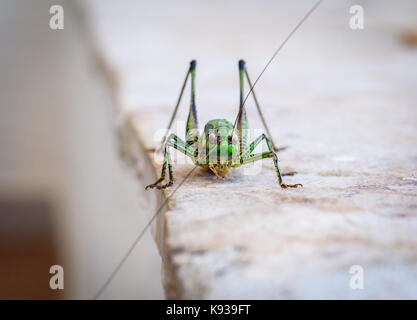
241 134 297 176
241 134 302 188
236 60 249 153
241 152 302 188
185 60 199 147
145 134 196 190
145 145 172 190
166 133 198 158
148 60 199 189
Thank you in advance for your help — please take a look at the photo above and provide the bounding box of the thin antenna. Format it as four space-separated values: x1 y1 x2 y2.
231 0 323 135
93 166 197 299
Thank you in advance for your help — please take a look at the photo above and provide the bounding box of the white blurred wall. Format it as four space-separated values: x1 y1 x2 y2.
0 0 163 299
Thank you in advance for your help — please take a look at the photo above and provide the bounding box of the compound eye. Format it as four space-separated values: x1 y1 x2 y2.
208 132 217 145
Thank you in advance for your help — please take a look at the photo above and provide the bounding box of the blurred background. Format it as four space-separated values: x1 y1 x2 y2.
0 0 416 299
0 0 163 299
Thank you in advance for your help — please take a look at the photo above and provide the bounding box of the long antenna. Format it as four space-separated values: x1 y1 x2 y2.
231 0 323 135
93 166 197 299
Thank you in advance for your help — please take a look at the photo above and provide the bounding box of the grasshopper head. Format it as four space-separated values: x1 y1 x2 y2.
201 119 240 178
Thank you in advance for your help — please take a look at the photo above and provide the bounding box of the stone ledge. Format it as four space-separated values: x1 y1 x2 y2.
81 0 417 299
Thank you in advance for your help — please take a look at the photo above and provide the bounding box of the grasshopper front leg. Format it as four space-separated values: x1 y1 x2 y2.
145 144 173 190
241 134 302 188
146 134 197 190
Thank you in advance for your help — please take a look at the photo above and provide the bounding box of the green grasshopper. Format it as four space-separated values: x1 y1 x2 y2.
145 59 302 190
94 1 324 299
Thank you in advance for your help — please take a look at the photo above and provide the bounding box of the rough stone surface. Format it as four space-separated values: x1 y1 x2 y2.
81 0 417 299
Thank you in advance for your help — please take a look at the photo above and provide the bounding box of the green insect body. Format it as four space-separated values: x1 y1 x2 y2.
145 60 302 190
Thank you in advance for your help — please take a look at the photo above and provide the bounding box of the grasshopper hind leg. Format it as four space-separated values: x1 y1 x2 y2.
147 60 199 190
185 60 199 147
145 181 173 190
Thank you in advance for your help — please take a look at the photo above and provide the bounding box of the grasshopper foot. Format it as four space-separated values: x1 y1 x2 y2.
145 178 164 190
155 182 173 189
274 145 289 152
145 181 173 190
280 183 303 189
282 171 297 176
